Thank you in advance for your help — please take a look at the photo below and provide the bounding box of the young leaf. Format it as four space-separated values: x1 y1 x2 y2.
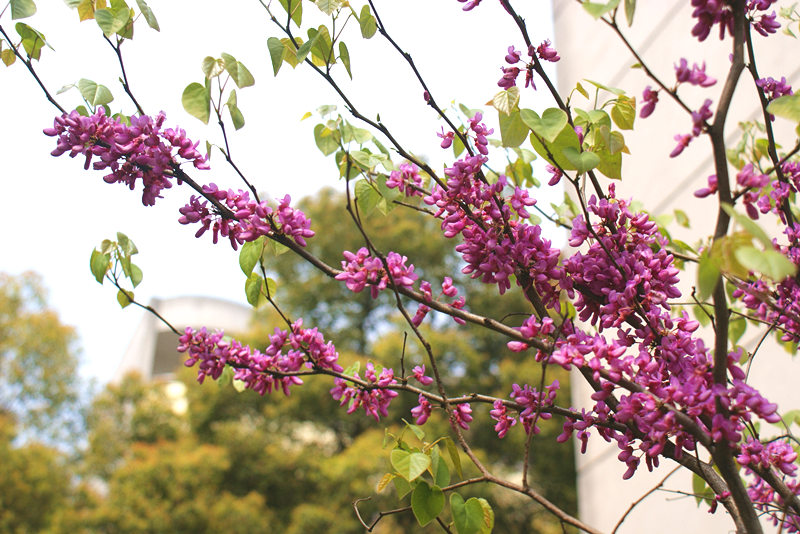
735 247 796 281
239 236 265 275
94 7 130 35
411 481 445 527
767 94 800 123
562 147 600 174
359 5 377 38
278 0 303 26
267 37 285 75
339 41 352 79
182 82 210 124
78 78 114 106
314 0 342 15
129 264 143 287
116 289 133 308
134 0 159 30
202 56 225 78
90 249 111 283
624 0 636 25
697 252 720 301
244 272 265 307
15 22 47 60
11 0 37 20
489 87 520 115
221 53 255 88
499 109 529 148
376 473 394 493
390 449 430 482
520 108 568 143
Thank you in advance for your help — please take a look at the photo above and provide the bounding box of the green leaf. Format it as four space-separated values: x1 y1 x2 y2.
450 493 487 534
674 209 690 228
697 252 720 301
431 447 450 488
308 25 334 66
735 247 797 281
181 82 210 124
1 48 16 67
95 7 130 35
729 317 746 345
611 95 636 130
239 236 265 275
720 203 772 249
520 108 568 143
355 178 382 216
411 481 445 527
116 232 137 255
313 123 340 156
232 378 246 392
244 272 265 307
295 33 318 64
267 37 285 75
202 56 225 78
585 78 625 96
767 94 800 123
692 473 713 507
134 0 159 30
443 437 462 479
563 147 600 174
11 0 37 19
90 249 110 284
393 476 412 499
77 78 114 106
499 109 529 148
221 53 255 88
624 0 636 25
314 0 341 15
15 22 47 60
278 0 303 26
227 89 245 130
116 289 133 308
359 5 377 38
129 263 143 287
490 87 520 115
390 449 430 482
582 0 621 18
339 41 352 79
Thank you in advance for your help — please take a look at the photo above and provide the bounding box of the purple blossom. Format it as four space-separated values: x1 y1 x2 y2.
640 86 659 118
412 365 434 386
675 59 717 87
536 39 560 62
386 162 423 197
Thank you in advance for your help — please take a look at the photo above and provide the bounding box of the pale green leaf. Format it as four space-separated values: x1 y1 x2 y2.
134 0 159 30
11 0 37 20
77 78 114 106
181 82 210 124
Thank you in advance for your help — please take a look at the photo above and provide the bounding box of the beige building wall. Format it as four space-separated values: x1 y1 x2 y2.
553 2 800 532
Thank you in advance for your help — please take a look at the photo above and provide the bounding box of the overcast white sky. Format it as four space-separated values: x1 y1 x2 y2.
0 0 555 384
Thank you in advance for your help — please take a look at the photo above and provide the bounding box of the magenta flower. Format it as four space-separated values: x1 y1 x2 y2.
536 39 560 62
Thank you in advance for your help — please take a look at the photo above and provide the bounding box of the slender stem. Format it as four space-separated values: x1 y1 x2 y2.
103 35 145 116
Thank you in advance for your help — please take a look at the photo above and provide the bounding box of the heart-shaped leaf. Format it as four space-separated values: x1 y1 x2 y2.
520 107 568 143
391 449 430 482
411 481 445 526
562 147 600 174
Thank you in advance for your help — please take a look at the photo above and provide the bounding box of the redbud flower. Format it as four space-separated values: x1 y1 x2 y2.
670 134 693 158
536 39 560 62
640 86 659 118
504 45 521 64
412 365 434 385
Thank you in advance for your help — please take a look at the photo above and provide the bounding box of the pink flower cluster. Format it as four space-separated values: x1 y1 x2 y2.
424 139 561 304
690 0 779 41
386 162 424 197
413 277 467 327
44 109 209 206
490 380 560 438
177 318 342 396
330 362 398 421
179 187 314 250
675 58 717 88
335 248 418 298
498 42 559 90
